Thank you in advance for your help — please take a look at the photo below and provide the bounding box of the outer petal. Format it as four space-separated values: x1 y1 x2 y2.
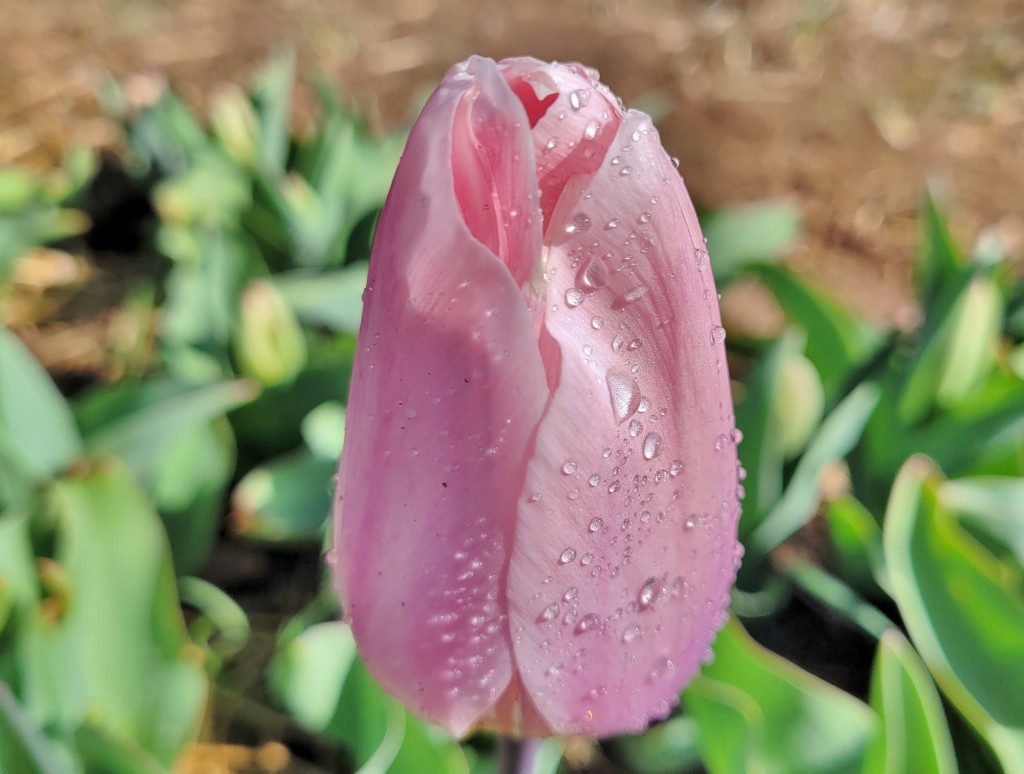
333 58 549 736
506 107 742 736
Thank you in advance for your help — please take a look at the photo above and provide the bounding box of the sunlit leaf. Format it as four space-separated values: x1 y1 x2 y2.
863 630 957 774
883 458 1024 769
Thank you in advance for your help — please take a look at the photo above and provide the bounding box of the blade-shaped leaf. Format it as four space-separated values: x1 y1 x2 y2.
0 683 69 774
863 630 957 774
748 382 880 558
883 458 1024 770
686 619 875 774
702 201 800 286
273 263 368 335
939 476 1024 567
49 460 207 766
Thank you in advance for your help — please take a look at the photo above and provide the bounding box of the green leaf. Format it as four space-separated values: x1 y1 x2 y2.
0 682 69 774
686 620 875 774
863 630 957 774
0 329 83 497
252 52 295 171
608 715 703 773
883 458 1024 770
153 150 251 229
273 263 368 335
748 382 880 558
268 622 467 774
301 402 346 460
735 337 792 543
703 201 800 285
75 723 167 774
785 562 895 640
939 476 1024 567
824 495 887 594
231 449 335 544
934 276 1002 409
178 576 251 660
917 189 964 306
749 264 881 397
49 460 207 766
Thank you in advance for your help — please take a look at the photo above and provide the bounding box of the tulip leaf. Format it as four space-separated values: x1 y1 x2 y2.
749 264 881 397
863 630 958 774
0 329 82 498
917 189 964 306
883 458 1024 769
301 402 346 460
252 51 296 171
75 723 168 774
608 715 703 773
0 683 68 774
231 450 335 543
735 336 792 542
939 476 1024 567
269 621 467 774
686 619 875 774
824 495 887 595
702 201 801 285
273 262 368 335
48 460 207 766
178 576 251 660
784 562 895 640
748 382 880 557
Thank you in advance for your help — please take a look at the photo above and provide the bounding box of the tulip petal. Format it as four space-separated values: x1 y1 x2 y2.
506 108 742 736
333 58 550 736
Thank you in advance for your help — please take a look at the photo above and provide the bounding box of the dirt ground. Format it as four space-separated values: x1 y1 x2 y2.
3 0 1023 329
2 1 1023 771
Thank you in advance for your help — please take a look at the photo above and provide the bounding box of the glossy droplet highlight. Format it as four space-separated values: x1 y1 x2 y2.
565 287 585 307
711 326 727 344
538 603 560 622
559 548 577 565
562 460 579 475
566 213 592 235
642 432 663 460
569 88 591 110
606 370 642 424
588 516 604 533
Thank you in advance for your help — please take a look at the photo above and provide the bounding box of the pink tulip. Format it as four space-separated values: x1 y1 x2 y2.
332 55 742 738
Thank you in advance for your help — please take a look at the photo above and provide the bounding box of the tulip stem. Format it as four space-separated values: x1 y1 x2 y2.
498 737 540 774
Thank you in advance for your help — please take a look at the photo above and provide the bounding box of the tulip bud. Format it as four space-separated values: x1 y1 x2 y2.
210 85 259 167
331 56 742 738
235 279 307 386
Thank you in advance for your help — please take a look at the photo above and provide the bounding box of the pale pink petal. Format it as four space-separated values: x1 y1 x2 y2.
506 108 741 736
498 58 623 232
333 57 549 736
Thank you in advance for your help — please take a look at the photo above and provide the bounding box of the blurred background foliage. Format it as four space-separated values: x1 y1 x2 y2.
2 0 1024 771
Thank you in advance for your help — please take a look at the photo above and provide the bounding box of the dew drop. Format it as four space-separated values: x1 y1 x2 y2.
714 434 726 451
568 488 581 500
581 552 594 566
711 326 727 344
605 218 621 229
638 577 661 609
559 548 577 565
584 120 600 139
628 338 642 350
588 516 604 533
629 419 643 438
544 138 560 154
562 460 579 475
583 344 593 356
622 624 641 643
684 515 696 531
602 447 613 458
591 316 604 330
565 287 585 307
588 473 601 487
669 459 684 477
638 212 651 224
612 285 649 309
620 166 633 176
563 586 579 603
606 370 642 423
642 432 664 460
566 213 592 235
637 397 651 413
671 156 681 169
538 603 560 622
569 88 591 110
579 259 607 292
612 333 627 352
575 613 600 634
731 427 744 444
608 480 621 493
528 492 543 503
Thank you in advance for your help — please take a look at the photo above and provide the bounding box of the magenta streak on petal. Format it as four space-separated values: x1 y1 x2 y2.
333 58 549 736
505 110 741 737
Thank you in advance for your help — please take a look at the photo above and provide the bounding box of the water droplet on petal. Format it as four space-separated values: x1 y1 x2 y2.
622 624 641 643
565 287 585 307
538 603 560 622
731 428 744 444
605 218 621 230
575 613 601 634
711 326 727 344
606 370 642 423
569 88 591 110
588 473 601 487
715 434 726 451
559 548 577 565
638 577 662 609
563 586 579 602
669 459 684 477
643 432 663 460
638 212 651 224
684 515 696 531
613 285 649 309
544 138 560 154
591 316 604 330
562 460 579 475
620 166 633 176
581 552 594 566
566 212 592 235
584 120 600 139
629 419 643 438
588 517 604 533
